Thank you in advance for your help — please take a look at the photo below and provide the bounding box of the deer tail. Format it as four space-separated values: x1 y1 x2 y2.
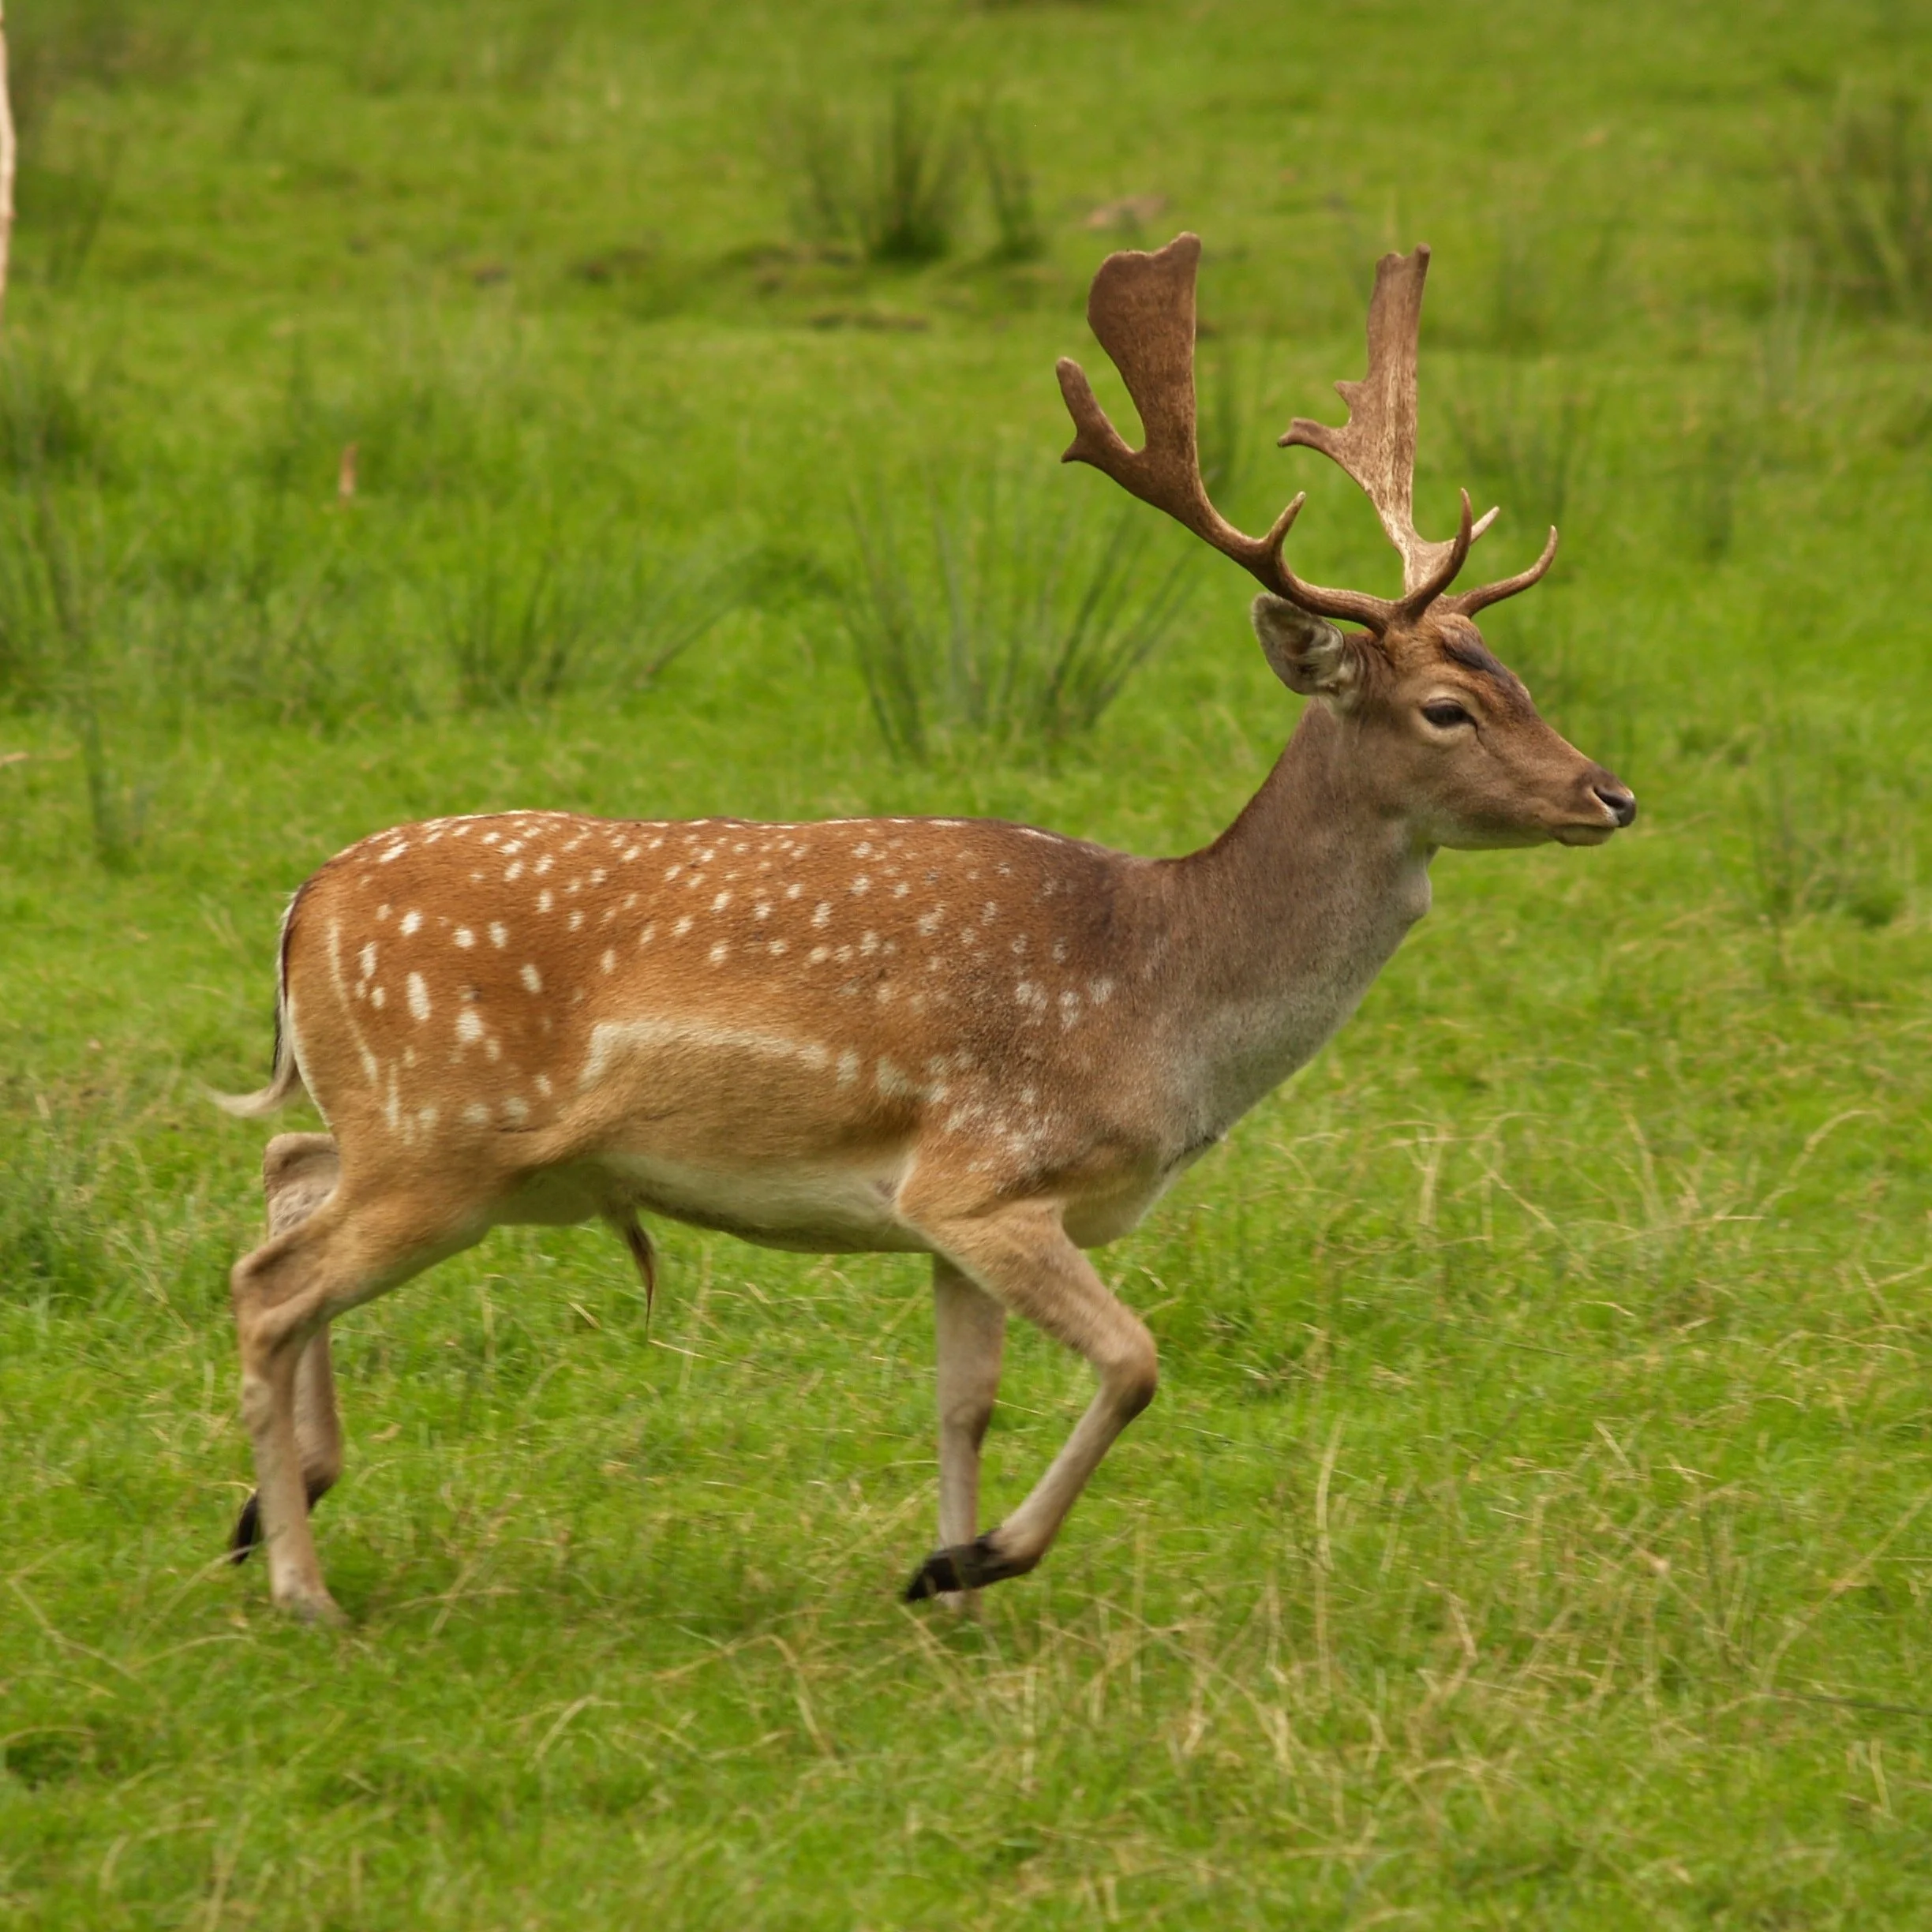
214 892 310 1119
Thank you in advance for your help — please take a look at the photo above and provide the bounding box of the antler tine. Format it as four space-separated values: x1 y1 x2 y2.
1271 520 1409 631
1057 233 1287 594
1282 246 1488 601
1441 524 1560 618
1398 490 1477 618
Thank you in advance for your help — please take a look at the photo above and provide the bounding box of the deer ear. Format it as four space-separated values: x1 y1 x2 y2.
1250 594 1368 706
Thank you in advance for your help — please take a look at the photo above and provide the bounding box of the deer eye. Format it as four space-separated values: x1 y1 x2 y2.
1421 699 1474 730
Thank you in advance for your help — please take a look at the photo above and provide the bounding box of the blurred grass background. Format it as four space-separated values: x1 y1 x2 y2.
6 1 1932 1925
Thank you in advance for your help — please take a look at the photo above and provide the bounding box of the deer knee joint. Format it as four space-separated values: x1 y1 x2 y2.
942 1394 995 1447
239 1371 278 1435
1111 1330 1159 1420
231 1276 297 1359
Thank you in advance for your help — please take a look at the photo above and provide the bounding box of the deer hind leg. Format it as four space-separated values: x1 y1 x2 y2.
232 1136 344 1563
230 1170 485 1622
932 1256 1005 1585
903 1203 1155 1603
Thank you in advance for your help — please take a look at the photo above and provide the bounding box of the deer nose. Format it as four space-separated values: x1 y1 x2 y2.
1592 777 1637 828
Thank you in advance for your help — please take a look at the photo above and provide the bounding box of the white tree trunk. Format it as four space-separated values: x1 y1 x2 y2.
0 3 16 329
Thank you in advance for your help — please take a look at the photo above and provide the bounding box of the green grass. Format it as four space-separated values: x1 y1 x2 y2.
6 0 1932 1923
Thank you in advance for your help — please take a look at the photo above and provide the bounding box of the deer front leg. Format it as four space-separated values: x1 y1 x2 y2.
904 1202 1156 1602
232 1136 343 1564
932 1256 1006 1570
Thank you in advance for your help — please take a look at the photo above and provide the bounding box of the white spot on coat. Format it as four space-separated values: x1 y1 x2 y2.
406 972 431 1022
521 964 543 994
400 910 422 937
456 1009 485 1044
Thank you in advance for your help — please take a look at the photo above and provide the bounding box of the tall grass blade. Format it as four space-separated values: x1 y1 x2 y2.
1792 89 1932 320
780 83 963 264
862 84 962 264
0 484 139 863
438 517 747 711
843 462 1192 762
975 105 1043 263
1445 365 1597 535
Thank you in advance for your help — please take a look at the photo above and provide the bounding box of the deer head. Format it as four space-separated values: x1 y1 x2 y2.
1056 234 1634 850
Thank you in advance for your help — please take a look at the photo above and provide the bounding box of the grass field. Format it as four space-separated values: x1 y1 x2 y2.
6 0 1932 1923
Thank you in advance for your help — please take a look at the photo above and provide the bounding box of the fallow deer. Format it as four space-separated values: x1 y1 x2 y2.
220 235 1634 1623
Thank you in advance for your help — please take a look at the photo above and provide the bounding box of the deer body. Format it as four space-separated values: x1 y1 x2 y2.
223 235 1634 1623
257 705 1424 1258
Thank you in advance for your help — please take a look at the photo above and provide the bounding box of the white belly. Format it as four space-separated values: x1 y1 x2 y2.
493 1148 931 1255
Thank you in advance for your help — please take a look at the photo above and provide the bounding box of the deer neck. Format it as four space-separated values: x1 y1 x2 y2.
1160 702 1432 1133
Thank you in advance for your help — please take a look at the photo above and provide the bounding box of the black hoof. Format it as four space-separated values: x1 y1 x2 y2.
903 1533 1027 1602
229 1476 330 1566
230 1492 262 1564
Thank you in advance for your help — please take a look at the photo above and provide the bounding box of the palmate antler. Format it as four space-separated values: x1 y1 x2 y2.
1054 233 1558 631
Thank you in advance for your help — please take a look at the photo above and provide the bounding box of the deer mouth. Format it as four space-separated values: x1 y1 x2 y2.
1551 777 1636 846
